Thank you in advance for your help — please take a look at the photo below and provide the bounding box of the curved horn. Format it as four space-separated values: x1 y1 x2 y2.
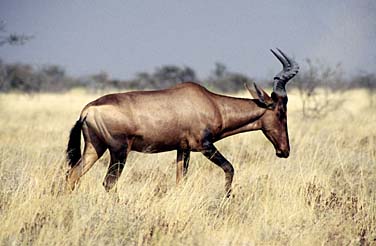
270 48 299 96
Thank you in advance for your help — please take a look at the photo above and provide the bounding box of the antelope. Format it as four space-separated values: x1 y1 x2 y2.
66 49 299 196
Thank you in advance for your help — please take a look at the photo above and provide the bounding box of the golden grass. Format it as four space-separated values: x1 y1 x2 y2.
0 89 375 245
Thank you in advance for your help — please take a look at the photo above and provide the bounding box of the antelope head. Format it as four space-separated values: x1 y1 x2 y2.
246 49 299 158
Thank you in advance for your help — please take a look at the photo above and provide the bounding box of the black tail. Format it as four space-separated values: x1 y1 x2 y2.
66 118 84 168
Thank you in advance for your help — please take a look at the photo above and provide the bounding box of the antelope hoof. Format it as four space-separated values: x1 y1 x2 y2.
65 170 77 191
103 178 116 192
225 189 232 198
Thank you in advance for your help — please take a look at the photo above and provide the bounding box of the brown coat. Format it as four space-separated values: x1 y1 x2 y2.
66 49 299 196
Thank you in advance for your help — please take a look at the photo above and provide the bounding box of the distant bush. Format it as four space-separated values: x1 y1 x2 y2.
350 72 376 107
205 62 253 92
128 65 198 90
0 61 79 93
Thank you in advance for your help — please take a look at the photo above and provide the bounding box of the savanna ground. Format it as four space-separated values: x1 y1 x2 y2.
0 88 375 245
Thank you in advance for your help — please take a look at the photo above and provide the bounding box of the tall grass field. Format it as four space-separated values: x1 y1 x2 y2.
0 89 375 245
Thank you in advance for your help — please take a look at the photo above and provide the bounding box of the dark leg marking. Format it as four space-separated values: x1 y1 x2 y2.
103 145 128 191
176 150 183 184
176 149 191 184
201 144 234 197
182 150 190 176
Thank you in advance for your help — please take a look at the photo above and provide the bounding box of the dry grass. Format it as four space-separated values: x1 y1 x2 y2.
0 89 375 245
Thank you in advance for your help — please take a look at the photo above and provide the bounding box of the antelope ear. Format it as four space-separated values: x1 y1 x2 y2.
245 83 274 108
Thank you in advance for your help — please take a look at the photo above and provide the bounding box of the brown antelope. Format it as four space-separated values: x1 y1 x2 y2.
66 49 299 196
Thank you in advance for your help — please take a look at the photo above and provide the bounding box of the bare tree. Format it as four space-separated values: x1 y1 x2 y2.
0 20 33 46
293 59 346 118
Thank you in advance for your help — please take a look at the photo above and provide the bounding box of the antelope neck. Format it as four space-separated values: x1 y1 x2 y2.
214 95 266 139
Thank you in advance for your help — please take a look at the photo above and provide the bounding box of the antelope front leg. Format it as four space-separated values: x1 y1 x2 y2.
201 144 234 197
182 150 190 176
176 149 190 184
176 149 184 185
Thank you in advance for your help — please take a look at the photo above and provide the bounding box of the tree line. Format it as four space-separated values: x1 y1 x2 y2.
0 59 375 94
1 58 375 119
0 60 257 93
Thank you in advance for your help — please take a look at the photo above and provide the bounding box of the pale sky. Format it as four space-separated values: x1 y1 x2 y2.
0 0 375 80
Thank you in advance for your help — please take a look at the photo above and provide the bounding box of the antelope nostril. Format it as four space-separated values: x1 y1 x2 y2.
276 150 289 158
284 151 289 158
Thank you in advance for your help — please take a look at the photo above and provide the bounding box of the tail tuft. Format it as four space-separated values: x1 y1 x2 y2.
66 119 84 167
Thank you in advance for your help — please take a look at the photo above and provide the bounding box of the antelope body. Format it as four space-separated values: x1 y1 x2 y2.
66 49 299 196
